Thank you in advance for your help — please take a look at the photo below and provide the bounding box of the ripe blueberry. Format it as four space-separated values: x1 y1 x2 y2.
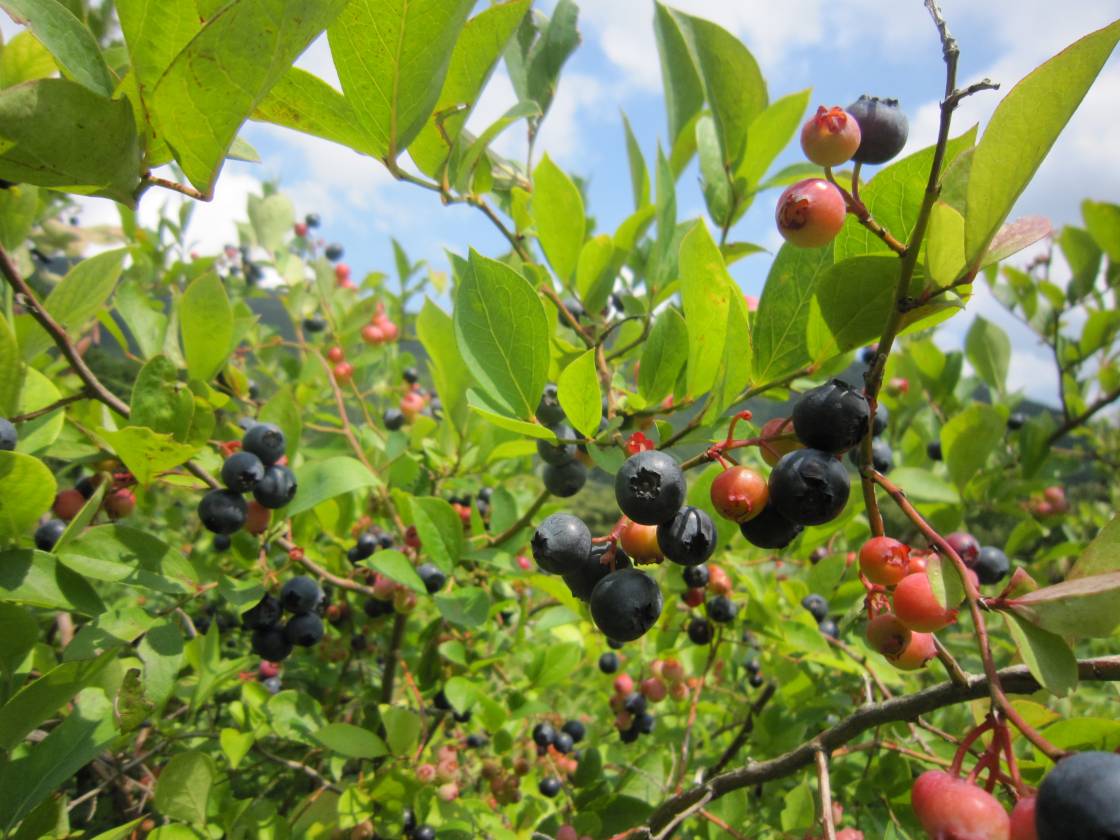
927 441 943 461
800 105 862 167
417 563 447 594
198 489 248 535
710 465 769 523
636 712 655 734
818 618 840 639
413 827 436 840
706 595 738 623
543 460 587 497
1007 412 1026 431
563 544 631 602
253 465 297 509
465 733 485 748
598 651 619 673
793 380 871 454
590 568 663 642
846 96 909 164
363 597 393 618
657 505 716 566
623 691 647 716
619 726 640 743
242 422 286 466
251 627 293 661
241 594 283 630
403 367 420 385
536 384 566 426
775 178 847 248
531 513 592 575
561 720 585 743
383 408 405 431
262 676 282 693
213 534 231 552
284 612 324 646
532 722 556 747
305 213 321 228
739 504 804 549
302 316 326 333
34 519 66 551
974 546 1010 585
280 576 323 614
947 532 981 566
849 438 893 473
682 564 709 588
872 403 889 437
354 532 377 560
768 449 850 526
325 243 344 261
615 450 686 526
0 417 16 451
553 731 575 754
539 777 561 797
801 594 829 622
537 424 578 465
221 451 265 493
687 617 713 645
1036 751 1120 840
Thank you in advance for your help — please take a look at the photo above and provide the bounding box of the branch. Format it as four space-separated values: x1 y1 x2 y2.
815 748 837 840
139 175 211 202
9 390 91 423
704 682 775 779
628 657 1120 838
380 613 407 704
483 488 550 547
1046 386 1120 444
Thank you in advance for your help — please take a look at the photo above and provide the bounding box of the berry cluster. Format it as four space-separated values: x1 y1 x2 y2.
776 97 909 249
200 422 297 544
607 672 659 743
242 576 325 662
801 593 840 639
680 563 739 644
535 384 588 498
34 467 139 552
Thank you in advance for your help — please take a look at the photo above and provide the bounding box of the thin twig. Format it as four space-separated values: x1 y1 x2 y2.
9 390 91 423
815 747 837 840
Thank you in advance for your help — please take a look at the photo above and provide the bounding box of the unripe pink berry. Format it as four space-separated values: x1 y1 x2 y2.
640 677 667 702
416 763 436 783
800 106 862 167
775 178 847 248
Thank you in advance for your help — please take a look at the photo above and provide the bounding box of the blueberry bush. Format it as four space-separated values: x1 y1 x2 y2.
1 1 1120 838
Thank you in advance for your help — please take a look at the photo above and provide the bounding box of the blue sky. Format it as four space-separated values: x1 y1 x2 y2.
5 1 1120 402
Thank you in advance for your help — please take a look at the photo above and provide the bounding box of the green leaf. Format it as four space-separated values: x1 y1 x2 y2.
1007 571 1120 638
941 403 1003 489
965 21 1120 265
137 619 184 709
154 750 215 826
0 181 38 250
925 201 967 286
0 603 37 676
1082 199 1120 262
752 243 832 382
574 234 616 316
653 2 703 174
288 456 379 517
379 705 421 755
886 467 959 505
0 0 113 96
737 88 811 194
532 154 585 283
679 222 750 401
17 248 126 360
0 549 103 614
131 355 193 440
453 250 549 418
410 497 464 572
926 551 965 611
434 587 490 628
314 723 388 759
965 316 1011 395
451 100 540 191
467 389 556 439
622 111 650 209
328 0 474 161
96 426 199 487
179 272 233 383
367 549 425 594
0 451 56 541
527 641 581 687
408 0 530 175
0 79 140 204
834 128 977 261
666 7 767 171
808 255 899 363
0 647 116 750
639 307 689 403
219 729 254 770
259 387 302 462
524 0 579 117
248 192 295 253
0 689 117 833
1069 515 1120 579
417 298 471 433
0 30 57 88
1005 611 1078 698
0 311 22 416
252 68 378 155
780 780 816 832
696 113 733 226
58 524 194 595
557 349 601 439
153 0 348 194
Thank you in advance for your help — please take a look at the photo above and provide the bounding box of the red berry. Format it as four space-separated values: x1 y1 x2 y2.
866 613 912 658
516 555 532 571
361 324 385 345
620 521 663 564
759 417 803 467
557 827 579 840
911 770 1010 840
800 106 862 167
333 361 354 382
104 487 136 520
335 263 351 284
947 531 981 566
859 536 911 586
400 390 426 421
710 466 769 523
640 677 666 702
682 587 705 607
775 178 847 248
327 346 345 363
662 659 685 683
1009 797 1037 840
706 564 732 596
613 674 634 695
244 500 270 535
53 488 86 521
294 222 308 237
893 572 958 633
